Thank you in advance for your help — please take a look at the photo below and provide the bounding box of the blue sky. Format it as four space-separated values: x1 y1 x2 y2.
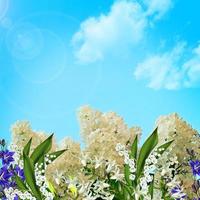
0 0 200 143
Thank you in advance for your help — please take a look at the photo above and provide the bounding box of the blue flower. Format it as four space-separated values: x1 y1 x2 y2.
14 165 25 181
171 185 187 200
0 166 12 188
189 160 200 177
14 195 19 200
0 150 15 165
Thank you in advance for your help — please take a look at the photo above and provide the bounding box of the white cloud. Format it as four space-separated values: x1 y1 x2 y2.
144 0 173 20
183 45 200 87
72 0 172 63
134 42 200 90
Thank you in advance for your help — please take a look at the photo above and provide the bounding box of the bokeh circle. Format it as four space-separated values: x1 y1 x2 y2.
6 22 67 84
6 22 44 60
2 12 102 119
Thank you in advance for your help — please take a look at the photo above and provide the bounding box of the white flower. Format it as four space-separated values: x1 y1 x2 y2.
81 153 91 166
4 187 36 200
170 185 186 200
169 156 179 165
34 163 54 200
94 157 104 169
116 143 136 182
115 143 126 156
80 180 114 200
111 169 124 181
53 170 63 185
129 174 135 180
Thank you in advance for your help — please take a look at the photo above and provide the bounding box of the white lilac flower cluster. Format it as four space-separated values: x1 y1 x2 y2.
34 162 54 200
115 143 136 180
4 187 36 200
160 155 179 178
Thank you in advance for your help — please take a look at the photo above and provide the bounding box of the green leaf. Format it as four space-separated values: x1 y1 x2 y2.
37 154 45 168
15 176 28 191
136 128 158 180
23 138 32 156
124 164 132 186
47 181 57 195
30 134 53 164
130 135 138 160
37 149 67 172
37 149 67 170
53 196 60 200
23 152 42 199
148 175 154 199
48 149 67 163
157 140 173 155
122 185 131 200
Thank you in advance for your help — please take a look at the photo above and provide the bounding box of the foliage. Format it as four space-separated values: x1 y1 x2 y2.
1 109 200 199
0 135 66 200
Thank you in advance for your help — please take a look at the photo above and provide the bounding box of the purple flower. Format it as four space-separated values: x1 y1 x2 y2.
189 160 200 177
171 185 187 200
14 195 19 200
0 166 13 188
0 150 15 165
14 165 25 181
